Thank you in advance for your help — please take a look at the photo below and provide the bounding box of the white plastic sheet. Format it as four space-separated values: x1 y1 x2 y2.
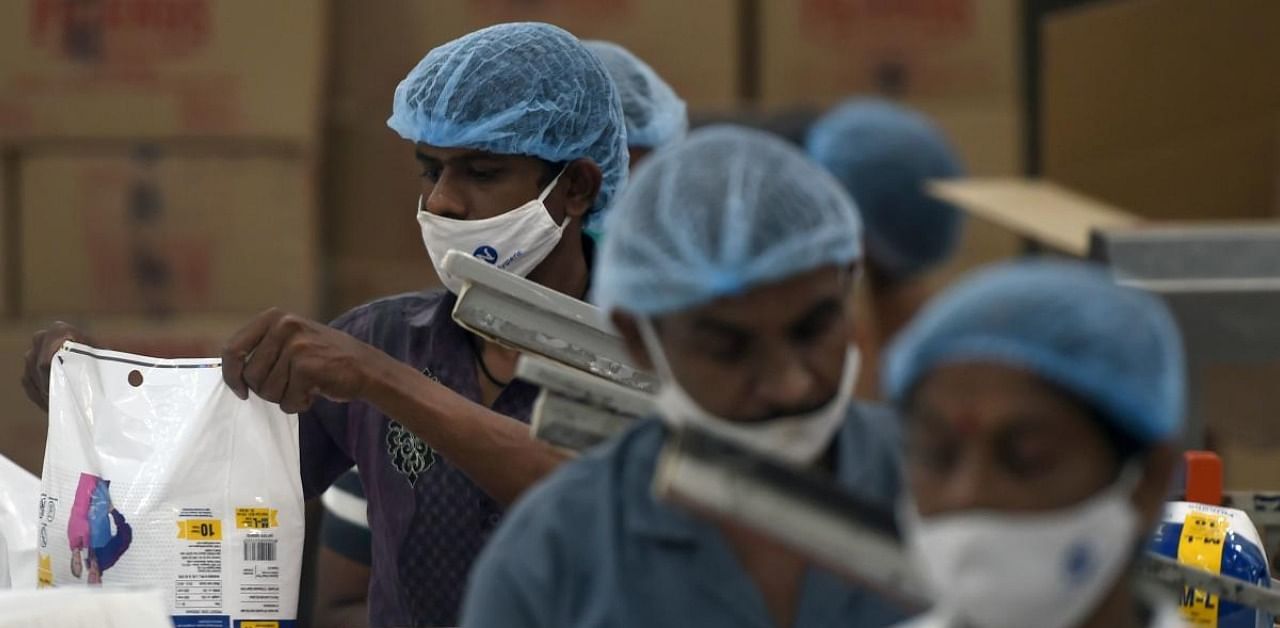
39 342 305 627
0 454 40 589
0 588 172 628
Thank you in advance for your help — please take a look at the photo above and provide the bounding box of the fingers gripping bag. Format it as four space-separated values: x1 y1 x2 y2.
38 342 305 628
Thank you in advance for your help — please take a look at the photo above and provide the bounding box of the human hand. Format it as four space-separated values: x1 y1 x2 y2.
221 309 390 414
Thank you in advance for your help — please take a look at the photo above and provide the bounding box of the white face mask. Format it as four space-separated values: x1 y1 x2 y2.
900 464 1143 628
639 319 859 466
417 170 568 294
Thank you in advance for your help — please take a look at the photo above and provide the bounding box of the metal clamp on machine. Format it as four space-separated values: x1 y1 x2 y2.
442 249 659 393
652 426 927 608
442 249 658 450
515 355 654 452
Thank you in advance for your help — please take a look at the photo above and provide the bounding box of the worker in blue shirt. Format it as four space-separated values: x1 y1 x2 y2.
462 126 912 628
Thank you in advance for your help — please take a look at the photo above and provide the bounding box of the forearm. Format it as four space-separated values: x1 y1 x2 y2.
363 355 569 505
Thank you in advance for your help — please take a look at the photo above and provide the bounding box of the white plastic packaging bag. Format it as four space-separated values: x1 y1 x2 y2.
38 342 305 628
0 454 40 589
0 590 172 628
0 530 9 589
0 588 172 628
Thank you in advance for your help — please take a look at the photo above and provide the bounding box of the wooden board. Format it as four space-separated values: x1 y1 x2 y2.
929 179 1139 256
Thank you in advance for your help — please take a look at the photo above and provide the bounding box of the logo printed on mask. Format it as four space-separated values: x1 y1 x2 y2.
473 245 499 264
1064 541 1096 585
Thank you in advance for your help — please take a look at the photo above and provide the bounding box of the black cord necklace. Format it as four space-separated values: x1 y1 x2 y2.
469 335 511 388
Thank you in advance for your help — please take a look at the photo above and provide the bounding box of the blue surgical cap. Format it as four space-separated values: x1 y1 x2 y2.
884 260 1185 444
593 125 863 316
807 99 964 281
583 40 688 150
387 23 628 214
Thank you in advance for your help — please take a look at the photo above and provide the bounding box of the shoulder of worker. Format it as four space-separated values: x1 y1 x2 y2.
326 288 453 339
474 418 666 566
836 400 905 506
464 420 667 624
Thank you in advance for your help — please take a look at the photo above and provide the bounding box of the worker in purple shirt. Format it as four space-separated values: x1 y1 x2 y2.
21 22 627 627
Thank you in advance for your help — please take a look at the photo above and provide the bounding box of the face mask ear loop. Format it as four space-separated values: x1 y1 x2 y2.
539 166 572 229
637 318 678 384
538 166 568 202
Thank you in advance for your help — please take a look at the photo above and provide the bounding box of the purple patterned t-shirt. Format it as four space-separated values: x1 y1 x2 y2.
299 289 539 627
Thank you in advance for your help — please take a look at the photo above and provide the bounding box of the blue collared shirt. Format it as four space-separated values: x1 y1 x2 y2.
462 406 914 628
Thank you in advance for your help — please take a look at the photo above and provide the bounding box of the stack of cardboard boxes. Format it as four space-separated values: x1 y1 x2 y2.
0 0 327 473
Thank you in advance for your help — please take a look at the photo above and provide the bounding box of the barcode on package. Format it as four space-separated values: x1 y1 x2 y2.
243 538 277 562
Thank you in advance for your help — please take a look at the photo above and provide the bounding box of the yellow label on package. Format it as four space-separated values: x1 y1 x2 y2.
236 507 279 529
37 553 52 588
1178 511 1227 626
176 518 223 541
240 623 280 628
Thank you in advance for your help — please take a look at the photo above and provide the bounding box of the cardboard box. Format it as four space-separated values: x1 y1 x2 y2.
330 0 739 122
758 0 1024 176
0 0 326 143
1043 0 1280 220
0 318 247 475
323 0 740 314
930 178 1140 256
20 149 318 318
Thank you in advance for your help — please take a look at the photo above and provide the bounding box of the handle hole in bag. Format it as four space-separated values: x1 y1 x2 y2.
128 370 144 387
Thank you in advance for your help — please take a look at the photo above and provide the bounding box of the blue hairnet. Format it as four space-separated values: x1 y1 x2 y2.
807 99 964 281
387 23 628 213
884 260 1185 444
593 125 863 316
583 40 688 149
